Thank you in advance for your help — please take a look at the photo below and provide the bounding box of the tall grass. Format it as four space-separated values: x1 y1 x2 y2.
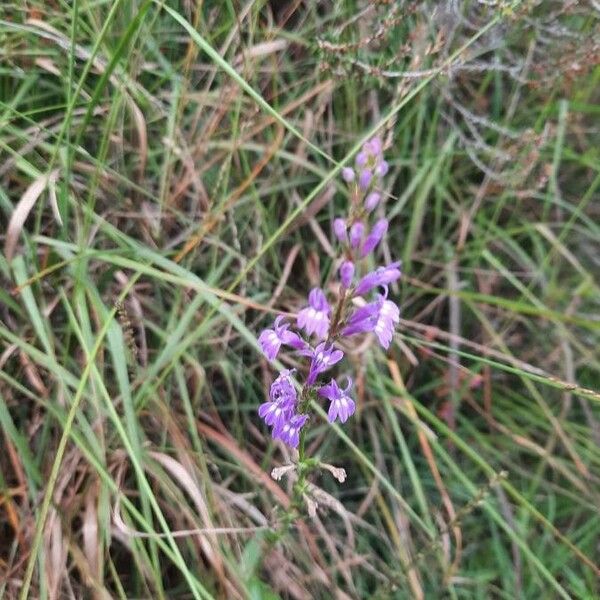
0 1 599 598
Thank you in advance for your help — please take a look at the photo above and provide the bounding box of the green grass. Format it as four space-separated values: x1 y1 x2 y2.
1 1 599 598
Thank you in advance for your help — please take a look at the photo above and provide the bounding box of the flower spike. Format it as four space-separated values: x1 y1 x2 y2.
257 131 400 451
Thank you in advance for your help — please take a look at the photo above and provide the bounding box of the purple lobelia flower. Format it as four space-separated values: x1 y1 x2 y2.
373 297 400 349
297 288 331 339
258 316 306 360
258 369 297 430
341 299 381 337
361 218 388 257
319 377 355 423
355 261 402 296
305 342 344 385
273 413 308 448
341 291 399 349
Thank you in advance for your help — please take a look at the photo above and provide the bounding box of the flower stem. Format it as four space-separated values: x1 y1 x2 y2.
298 425 307 464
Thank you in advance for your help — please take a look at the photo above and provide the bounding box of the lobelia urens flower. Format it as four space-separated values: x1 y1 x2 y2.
319 377 355 423
258 369 297 430
304 342 344 385
257 134 401 452
273 414 309 448
297 288 331 339
342 288 400 349
258 315 306 360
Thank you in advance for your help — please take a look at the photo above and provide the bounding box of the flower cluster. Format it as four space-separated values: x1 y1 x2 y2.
258 136 401 448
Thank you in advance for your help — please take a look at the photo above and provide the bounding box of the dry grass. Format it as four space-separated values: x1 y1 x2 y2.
0 1 599 598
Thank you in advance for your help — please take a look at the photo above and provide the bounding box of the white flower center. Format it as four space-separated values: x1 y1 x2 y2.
380 304 393 317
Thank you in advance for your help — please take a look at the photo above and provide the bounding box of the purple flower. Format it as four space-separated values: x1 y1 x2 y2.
258 316 305 360
341 300 380 337
272 413 308 448
364 191 381 212
341 167 355 182
339 261 354 289
333 218 347 243
305 342 344 385
374 299 400 349
319 377 355 423
258 369 297 430
297 288 331 339
361 218 388 257
341 293 400 349
349 221 364 249
358 169 373 191
355 261 401 296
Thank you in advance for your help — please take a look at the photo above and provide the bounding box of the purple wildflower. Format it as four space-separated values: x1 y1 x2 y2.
319 377 355 423
364 191 381 212
374 298 400 349
341 291 400 349
297 288 331 339
349 222 364 249
341 167 355 182
355 261 402 296
341 300 380 337
333 218 347 243
306 342 344 385
339 261 355 289
273 413 308 448
258 369 297 430
258 316 305 360
361 218 388 257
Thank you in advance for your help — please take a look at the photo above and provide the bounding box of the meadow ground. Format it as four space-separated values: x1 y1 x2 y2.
0 1 599 598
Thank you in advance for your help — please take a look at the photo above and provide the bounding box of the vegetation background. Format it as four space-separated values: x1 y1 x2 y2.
1 1 599 598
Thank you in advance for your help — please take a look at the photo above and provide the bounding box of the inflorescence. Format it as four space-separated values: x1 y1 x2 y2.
258 136 401 449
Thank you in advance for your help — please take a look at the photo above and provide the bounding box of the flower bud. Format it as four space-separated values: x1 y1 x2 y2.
339 261 355 288
358 169 373 191
375 160 389 177
364 191 381 212
342 167 355 182
368 136 382 156
361 218 388 257
355 151 368 168
333 218 347 243
349 221 364 249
